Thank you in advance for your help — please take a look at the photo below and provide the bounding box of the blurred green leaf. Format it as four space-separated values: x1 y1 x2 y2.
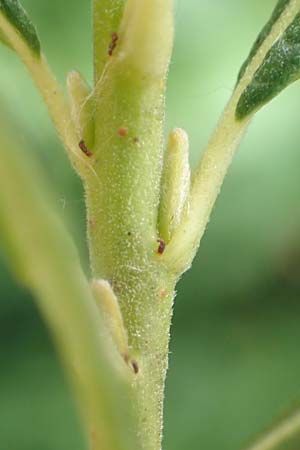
0 121 139 450
244 409 300 450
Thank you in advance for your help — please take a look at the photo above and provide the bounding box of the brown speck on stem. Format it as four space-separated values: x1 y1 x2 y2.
118 127 128 137
123 354 139 375
108 32 119 56
157 239 166 255
131 360 139 375
160 289 168 299
79 140 93 157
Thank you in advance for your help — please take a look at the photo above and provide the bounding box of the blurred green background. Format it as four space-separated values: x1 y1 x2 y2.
1 0 300 449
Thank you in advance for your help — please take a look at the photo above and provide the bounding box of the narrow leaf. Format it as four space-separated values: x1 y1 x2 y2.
237 0 292 82
244 408 300 450
236 1 300 120
0 0 40 55
0 121 139 450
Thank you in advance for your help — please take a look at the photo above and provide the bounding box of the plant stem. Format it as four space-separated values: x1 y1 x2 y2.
0 12 92 176
93 0 125 82
87 2 175 448
85 75 176 447
162 96 251 275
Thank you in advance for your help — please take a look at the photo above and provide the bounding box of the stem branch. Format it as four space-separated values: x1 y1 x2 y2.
163 0 300 275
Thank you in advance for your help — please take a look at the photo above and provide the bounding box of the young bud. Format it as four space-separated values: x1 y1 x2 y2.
158 128 191 242
120 0 174 77
91 279 130 362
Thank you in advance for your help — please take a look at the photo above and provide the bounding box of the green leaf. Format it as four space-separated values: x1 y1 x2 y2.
237 0 292 82
236 9 300 120
0 0 40 55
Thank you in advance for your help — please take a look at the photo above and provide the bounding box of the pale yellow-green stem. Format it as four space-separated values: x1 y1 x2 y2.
162 0 300 275
244 409 300 450
67 70 95 150
0 12 90 177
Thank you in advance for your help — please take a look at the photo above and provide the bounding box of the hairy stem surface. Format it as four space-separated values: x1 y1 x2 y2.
87 1 175 449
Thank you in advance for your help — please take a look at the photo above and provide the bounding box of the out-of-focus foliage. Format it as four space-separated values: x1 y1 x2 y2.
0 0 300 449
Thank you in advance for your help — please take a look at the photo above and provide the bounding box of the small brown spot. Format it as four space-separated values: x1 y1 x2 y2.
127 231 132 236
108 32 119 56
133 137 139 144
131 360 139 375
118 127 128 137
160 289 168 299
157 239 166 255
79 140 93 157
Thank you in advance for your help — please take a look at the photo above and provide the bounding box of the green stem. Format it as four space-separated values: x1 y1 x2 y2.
93 0 125 83
88 1 175 448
